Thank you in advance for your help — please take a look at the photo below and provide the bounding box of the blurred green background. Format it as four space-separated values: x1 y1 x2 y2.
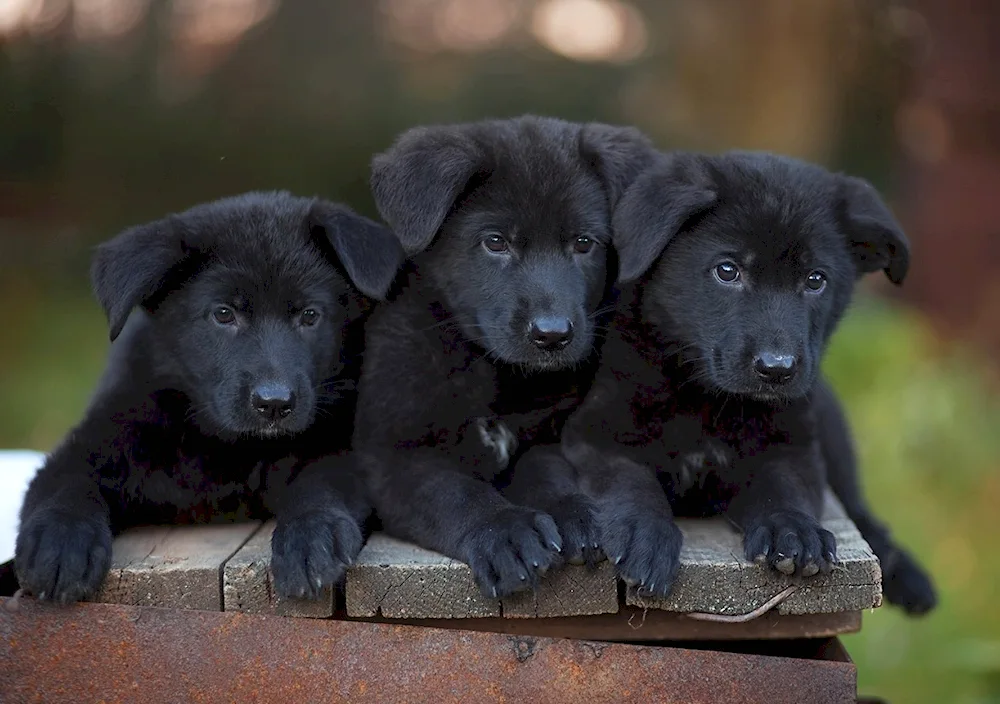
1 1 996 701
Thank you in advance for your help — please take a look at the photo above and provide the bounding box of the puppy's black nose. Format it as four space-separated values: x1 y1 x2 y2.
753 352 797 385
251 383 295 421
530 317 574 351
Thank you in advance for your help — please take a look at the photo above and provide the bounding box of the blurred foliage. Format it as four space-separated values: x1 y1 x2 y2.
0 2 992 703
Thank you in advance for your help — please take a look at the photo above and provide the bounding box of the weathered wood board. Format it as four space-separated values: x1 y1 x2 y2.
222 521 335 618
345 491 880 619
627 492 882 615
501 559 619 619
95 490 881 633
345 533 501 619
94 523 260 611
341 534 619 619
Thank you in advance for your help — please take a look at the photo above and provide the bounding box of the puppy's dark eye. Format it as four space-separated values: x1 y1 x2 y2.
299 308 320 326
483 233 509 254
573 236 595 254
805 271 827 293
212 306 236 325
714 262 741 284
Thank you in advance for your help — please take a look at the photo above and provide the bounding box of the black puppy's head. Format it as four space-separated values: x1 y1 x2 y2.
91 192 403 438
371 115 654 369
614 151 910 401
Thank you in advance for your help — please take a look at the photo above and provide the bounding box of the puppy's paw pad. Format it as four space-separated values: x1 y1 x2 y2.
602 511 682 599
271 510 363 600
463 507 561 599
743 510 837 578
15 511 112 605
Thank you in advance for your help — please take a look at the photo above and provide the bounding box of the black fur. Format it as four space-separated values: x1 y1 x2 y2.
357 115 655 598
15 191 404 604
521 151 935 610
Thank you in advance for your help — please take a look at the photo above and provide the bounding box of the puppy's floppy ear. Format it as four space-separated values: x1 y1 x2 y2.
309 200 404 300
837 176 910 285
370 126 482 255
90 217 190 342
612 153 718 283
579 123 656 206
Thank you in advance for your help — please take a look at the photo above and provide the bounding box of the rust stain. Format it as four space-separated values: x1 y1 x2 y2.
0 597 855 704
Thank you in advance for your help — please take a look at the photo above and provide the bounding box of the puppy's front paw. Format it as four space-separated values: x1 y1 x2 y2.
882 548 937 615
547 495 603 567
271 509 363 599
15 509 112 604
463 507 562 598
743 510 837 577
601 509 682 599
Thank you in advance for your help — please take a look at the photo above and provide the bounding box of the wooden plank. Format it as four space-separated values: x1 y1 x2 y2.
345 490 879 621
94 523 259 611
501 561 618 618
345 533 501 618
345 534 619 620
222 521 334 618
355 607 863 642
93 489 880 626
626 493 882 616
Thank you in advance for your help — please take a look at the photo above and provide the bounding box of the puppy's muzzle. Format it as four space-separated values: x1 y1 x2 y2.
529 316 573 351
251 381 296 422
753 352 797 385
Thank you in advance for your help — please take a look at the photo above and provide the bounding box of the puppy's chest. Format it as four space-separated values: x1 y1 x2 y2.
117 426 287 521
412 355 582 445
623 390 784 470
492 371 585 436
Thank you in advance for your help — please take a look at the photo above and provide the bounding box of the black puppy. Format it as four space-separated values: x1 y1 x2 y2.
519 151 935 610
354 115 655 598
15 191 403 604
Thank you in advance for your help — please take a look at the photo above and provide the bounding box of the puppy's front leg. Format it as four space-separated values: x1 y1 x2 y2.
725 444 837 578
15 433 115 604
565 441 683 598
265 454 370 600
367 449 562 599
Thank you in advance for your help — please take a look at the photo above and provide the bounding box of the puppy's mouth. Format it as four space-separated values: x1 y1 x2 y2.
208 416 310 440
244 406 316 438
481 337 592 370
195 398 316 441
472 315 593 370
251 421 298 438
746 388 797 404
696 346 815 402
708 377 813 404
514 351 579 370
